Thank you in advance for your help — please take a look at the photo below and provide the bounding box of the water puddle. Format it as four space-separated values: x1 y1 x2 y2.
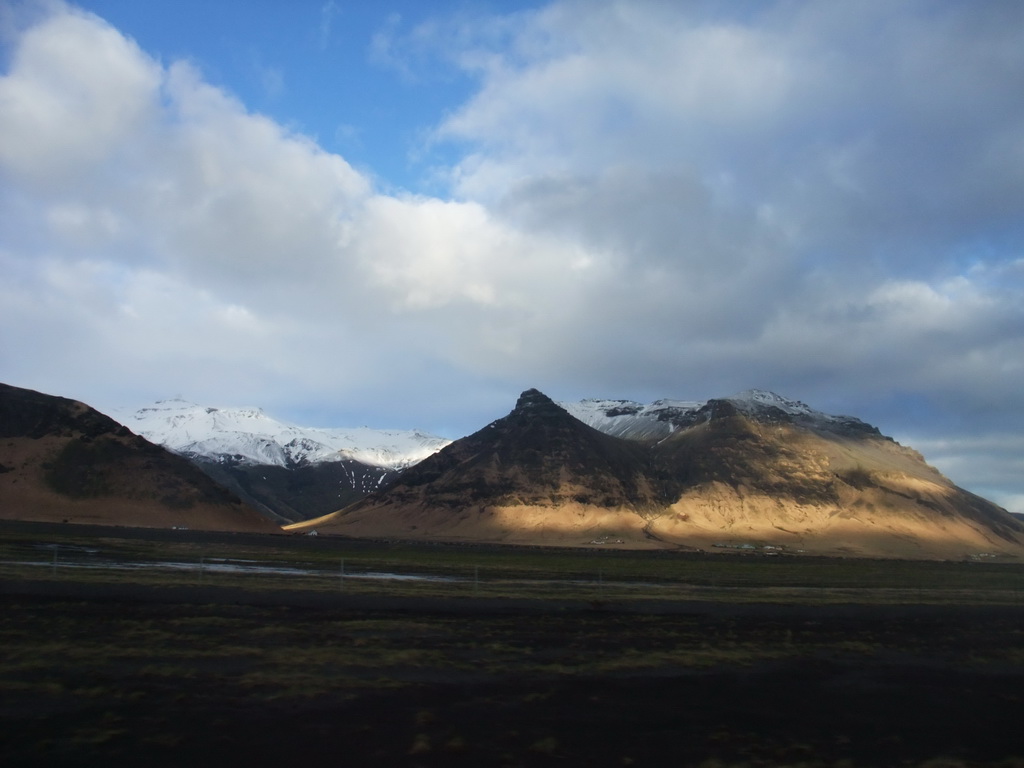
9 550 461 583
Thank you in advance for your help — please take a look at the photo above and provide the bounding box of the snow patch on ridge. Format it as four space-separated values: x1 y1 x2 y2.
726 389 818 417
561 397 703 440
563 389 876 439
725 389 876 433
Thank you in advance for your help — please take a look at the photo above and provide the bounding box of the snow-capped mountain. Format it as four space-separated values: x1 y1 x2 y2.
115 391 873 470
111 391 882 527
562 389 879 440
113 399 450 470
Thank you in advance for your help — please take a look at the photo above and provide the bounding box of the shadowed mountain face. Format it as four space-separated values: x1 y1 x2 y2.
296 389 1024 560
190 458 393 525
0 383 279 533
382 389 675 511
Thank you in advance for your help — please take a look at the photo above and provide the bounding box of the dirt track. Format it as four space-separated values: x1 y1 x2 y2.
2 578 1024 767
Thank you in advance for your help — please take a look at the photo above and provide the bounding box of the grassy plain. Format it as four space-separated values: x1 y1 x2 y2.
2 522 1024 767
2 521 1023 604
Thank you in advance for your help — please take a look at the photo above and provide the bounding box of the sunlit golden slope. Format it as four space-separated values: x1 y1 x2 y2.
287 390 1024 559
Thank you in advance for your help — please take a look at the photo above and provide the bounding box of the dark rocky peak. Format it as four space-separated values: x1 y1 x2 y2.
514 388 557 412
361 385 676 512
504 388 575 427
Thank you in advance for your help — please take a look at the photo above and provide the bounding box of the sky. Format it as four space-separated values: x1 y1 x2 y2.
1 0 1023 513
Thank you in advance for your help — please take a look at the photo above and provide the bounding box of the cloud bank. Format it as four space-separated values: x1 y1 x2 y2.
1 1 1023 509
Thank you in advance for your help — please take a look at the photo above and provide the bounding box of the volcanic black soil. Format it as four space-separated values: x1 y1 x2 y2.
2 580 1023 767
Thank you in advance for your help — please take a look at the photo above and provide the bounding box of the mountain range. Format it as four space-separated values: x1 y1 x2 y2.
3 380 1021 560
290 389 1024 560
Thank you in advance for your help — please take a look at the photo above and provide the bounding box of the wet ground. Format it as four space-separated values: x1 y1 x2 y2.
2 580 1023 767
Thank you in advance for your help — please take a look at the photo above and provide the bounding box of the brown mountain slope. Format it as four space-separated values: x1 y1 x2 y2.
292 389 1023 559
0 383 280 533
292 389 677 544
651 399 1024 558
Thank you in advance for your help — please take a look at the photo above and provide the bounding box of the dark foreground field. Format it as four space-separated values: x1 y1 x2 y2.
2 524 1024 766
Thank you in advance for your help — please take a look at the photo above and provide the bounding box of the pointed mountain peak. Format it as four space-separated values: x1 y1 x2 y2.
514 388 557 411
504 388 579 428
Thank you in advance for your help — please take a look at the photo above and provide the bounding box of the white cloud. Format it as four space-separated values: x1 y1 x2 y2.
0 4 592 418
353 194 594 313
434 1 1024 271
1 1 1024 506
0 8 160 186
